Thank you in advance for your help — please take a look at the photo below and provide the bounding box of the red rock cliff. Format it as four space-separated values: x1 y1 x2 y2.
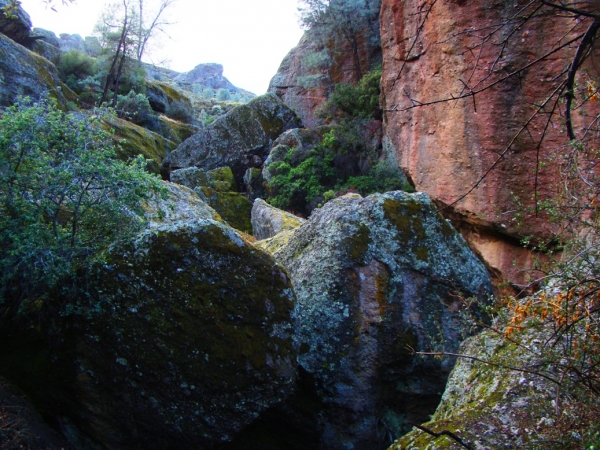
381 0 600 288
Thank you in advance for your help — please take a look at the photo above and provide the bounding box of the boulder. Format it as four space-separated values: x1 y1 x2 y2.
146 80 193 123
0 32 78 109
167 93 302 188
267 191 493 448
31 39 61 65
0 184 297 449
57 33 86 53
0 0 32 45
102 115 177 174
251 199 305 240
389 325 594 449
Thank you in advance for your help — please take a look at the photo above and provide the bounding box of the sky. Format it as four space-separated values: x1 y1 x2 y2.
19 0 305 95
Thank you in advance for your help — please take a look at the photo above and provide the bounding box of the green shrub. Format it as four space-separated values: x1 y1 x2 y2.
58 49 95 83
165 100 194 123
216 88 232 101
116 90 156 127
0 98 163 320
319 68 382 120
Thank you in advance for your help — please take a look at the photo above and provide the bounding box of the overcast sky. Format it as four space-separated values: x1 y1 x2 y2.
19 0 305 95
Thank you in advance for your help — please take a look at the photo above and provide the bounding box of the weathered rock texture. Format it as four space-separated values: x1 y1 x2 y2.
251 199 305 240
167 94 302 187
266 191 493 449
175 63 244 94
0 32 77 108
389 325 598 449
0 186 297 449
171 166 253 233
380 0 600 287
269 21 382 128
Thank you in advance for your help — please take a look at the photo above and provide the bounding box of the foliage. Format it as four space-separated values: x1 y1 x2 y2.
165 99 193 123
216 88 232 101
299 0 381 80
320 68 382 120
115 90 156 126
0 98 163 320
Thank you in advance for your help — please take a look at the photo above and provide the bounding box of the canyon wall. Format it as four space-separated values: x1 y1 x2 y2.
380 0 600 288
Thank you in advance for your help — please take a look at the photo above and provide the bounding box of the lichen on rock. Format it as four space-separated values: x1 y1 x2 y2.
251 198 306 240
269 190 493 448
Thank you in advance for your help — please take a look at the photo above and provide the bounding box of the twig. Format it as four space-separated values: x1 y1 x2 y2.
409 422 474 449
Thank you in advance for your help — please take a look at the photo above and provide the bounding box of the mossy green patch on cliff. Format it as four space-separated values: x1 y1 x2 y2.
198 187 252 233
382 197 426 243
345 223 372 262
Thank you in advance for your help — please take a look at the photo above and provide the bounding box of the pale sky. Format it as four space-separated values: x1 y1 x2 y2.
19 0 305 95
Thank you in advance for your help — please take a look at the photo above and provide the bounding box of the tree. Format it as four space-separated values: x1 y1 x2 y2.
0 98 163 321
299 0 381 80
95 0 177 106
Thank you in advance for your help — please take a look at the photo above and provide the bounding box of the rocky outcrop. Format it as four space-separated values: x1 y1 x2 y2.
167 94 302 187
251 199 305 240
268 14 382 128
0 0 32 45
261 191 492 449
0 185 297 449
175 63 238 92
0 32 78 109
146 80 193 119
379 0 597 287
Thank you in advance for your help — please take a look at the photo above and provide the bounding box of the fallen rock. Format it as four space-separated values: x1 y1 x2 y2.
268 191 493 448
0 32 78 109
251 199 305 240
167 93 302 187
243 167 267 201
0 187 297 449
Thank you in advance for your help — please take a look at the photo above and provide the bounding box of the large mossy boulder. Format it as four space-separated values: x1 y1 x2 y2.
263 191 493 449
103 115 177 173
0 184 297 449
0 33 78 109
167 93 302 188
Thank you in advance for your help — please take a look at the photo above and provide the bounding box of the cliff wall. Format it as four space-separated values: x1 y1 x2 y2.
380 0 600 288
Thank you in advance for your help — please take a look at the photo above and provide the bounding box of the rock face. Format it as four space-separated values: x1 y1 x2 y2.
0 185 297 449
389 326 590 449
379 0 599 287
0 0 32 45
0 32 77 108
268 16 382 128
267 191 493 449
251 199 306 240
167 94 302 188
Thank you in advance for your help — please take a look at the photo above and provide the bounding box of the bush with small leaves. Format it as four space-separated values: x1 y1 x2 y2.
0 98 163 321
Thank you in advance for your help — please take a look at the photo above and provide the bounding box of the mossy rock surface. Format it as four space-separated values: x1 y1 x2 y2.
70 219 297 449
267 191 493 449
167 93 302 188
0 32 78 109
171 166 236 192
197 186 253 233
103 115 177 171
251 199 305 240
